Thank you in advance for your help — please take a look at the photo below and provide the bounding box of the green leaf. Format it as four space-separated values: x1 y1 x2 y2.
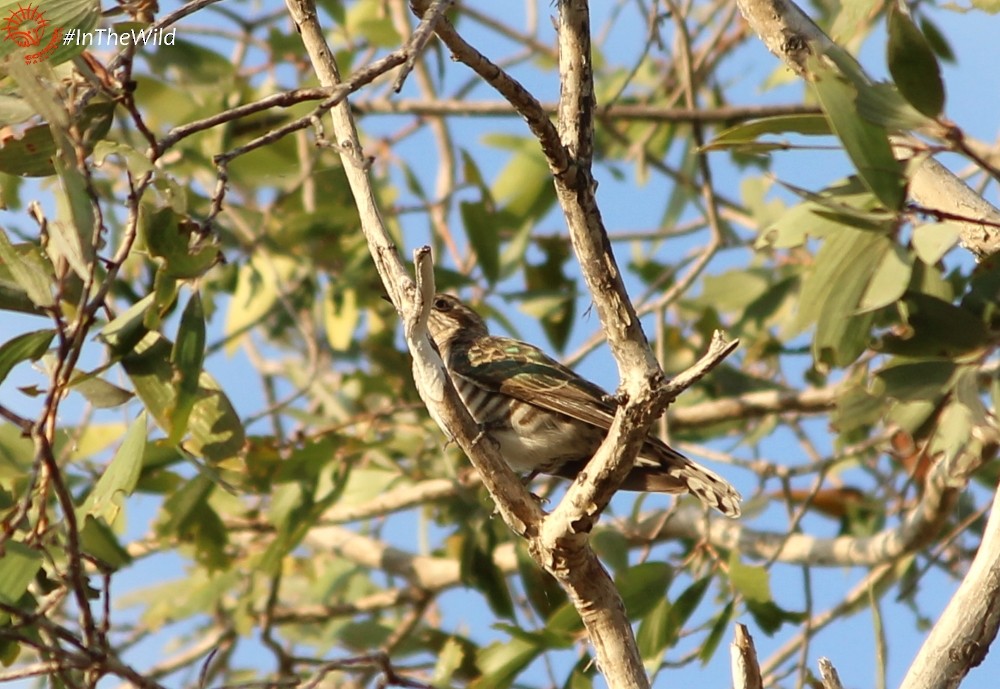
69 374 134 408
810 58 906 210
460 527 514 619
460 200 500 284
92 140 155 176
616 562 673 620
99 293 156 354
856 82 934 131
487 135 556 224
919 16 955 62
53 154 96 277
225 254 297 354
880 293 992 358
859 242 912 312
516 543 566 620
0 230 52 307
474 636 540 689
79 413 146 526
875 360 956 401
0 329 54 386
887 6 945 117
746 599 807 635
0 79 113 176
759 177 891 249
156 474 229 568
700 601 735 664
590 528 629 573
79 516 132 569
142 207 220 279
663 577 710 648
912 222 962 264
794 227 885 367
703 114 831 151
169 292 206 444
636 596 671 665
729 555 771 603
123 332 246 466
0 541 42 604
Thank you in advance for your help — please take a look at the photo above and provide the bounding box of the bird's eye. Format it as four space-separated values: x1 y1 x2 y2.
434 297 450 311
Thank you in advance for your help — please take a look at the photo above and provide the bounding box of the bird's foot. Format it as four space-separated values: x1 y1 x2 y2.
471 425 500 451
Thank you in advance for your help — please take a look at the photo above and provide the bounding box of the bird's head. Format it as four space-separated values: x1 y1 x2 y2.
425 293 489 348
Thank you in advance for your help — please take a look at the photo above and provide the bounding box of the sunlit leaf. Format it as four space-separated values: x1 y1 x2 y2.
912 222 962 265
79 413 147 526
858 242 911 312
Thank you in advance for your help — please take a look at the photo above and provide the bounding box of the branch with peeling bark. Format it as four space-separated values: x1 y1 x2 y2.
899 482 1000 689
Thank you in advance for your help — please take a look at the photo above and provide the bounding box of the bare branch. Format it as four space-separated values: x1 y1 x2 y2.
731 624 764 689
351 98 819 122
819 658 846 689
899 481 1000 689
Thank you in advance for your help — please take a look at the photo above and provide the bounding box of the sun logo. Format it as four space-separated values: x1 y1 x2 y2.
2 3 62 63
2 3 49 47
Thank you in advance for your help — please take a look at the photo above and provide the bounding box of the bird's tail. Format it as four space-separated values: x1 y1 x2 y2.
623 442 742 518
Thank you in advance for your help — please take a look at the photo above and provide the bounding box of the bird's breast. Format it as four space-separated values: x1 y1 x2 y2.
453 380 601 473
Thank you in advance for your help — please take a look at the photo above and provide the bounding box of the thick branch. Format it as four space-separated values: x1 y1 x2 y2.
899 482 1000 689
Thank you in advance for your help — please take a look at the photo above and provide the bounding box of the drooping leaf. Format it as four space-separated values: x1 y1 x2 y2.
809 58 906 210
880 293 991 358
460 200 501 285
887 6 945 117
875 360 956 401
516 543 566 620
169 291 206 443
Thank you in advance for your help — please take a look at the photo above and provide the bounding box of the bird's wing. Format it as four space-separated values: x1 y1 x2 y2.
453 336 618 430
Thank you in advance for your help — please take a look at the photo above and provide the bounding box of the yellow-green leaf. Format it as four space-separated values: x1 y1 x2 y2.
79 413 147 526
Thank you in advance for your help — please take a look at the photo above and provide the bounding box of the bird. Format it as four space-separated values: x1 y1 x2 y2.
423 293 742 518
